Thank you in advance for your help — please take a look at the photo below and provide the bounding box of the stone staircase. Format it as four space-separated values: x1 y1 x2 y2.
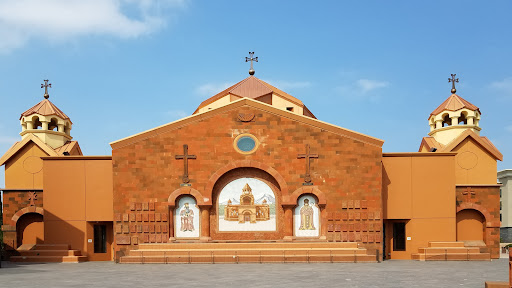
10 244 87 263
412 241 490 261
119 242 377 264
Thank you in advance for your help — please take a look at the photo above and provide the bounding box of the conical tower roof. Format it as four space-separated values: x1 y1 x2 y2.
20 98 71 122
429 94 480 119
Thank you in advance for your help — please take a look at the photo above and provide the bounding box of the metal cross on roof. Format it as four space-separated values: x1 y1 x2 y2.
245 52 258 76
448 74 459 94
41 79 52 99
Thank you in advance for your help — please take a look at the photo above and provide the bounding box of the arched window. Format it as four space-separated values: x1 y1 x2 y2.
49 118 58 131
441 113 450 127
458 112 468 125
32 116 42 129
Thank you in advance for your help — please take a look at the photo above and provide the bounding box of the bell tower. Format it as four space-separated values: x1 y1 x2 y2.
427 74 481 146
19 80 73 149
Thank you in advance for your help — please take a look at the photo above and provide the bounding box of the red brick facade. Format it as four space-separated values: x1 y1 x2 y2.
456 185 501 258
1 190 44 252
112 102 383 259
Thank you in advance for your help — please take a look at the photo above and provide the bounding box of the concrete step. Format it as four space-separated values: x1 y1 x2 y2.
138 242 359 250
428 242 465 248
418 247 480 254
412 253 491 261
10 255 87 263
128 248 370 257
18 250 82 257
119 253 377 264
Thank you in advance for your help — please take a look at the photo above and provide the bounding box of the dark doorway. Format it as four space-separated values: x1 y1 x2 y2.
94 224 107 253
393 222 406 251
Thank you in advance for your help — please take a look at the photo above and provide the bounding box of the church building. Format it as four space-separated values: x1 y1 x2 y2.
0 60 503 263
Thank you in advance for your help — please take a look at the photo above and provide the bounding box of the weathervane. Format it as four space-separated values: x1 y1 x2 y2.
41 79 51 99
245 52 258 75
448 74 459 94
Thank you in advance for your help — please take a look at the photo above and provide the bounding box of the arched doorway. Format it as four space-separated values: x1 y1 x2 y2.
16 212 44 247
456 209 485 241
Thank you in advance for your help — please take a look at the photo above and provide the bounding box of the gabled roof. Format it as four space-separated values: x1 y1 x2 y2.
418 137 445 152
54 141 83 156
20 99 71 122
429 94 480 118
440 129 502 161
111 98 384 150
193 76 315 118
0 134 58 166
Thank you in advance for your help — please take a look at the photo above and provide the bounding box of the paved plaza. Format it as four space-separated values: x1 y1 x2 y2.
0 258 509 288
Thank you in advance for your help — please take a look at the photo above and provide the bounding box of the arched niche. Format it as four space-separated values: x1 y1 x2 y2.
456 209 485 242
16 212 44 247
294 194 320 238
174 195 200 239
210 167 284 240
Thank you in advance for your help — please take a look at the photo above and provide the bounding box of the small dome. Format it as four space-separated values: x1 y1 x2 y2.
429 94 480 120
20 99 71 122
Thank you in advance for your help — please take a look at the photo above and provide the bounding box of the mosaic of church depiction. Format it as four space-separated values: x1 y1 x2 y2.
218 178 276 231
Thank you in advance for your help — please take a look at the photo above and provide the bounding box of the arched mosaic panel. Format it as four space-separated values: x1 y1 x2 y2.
218 178 276 231
294 195 320 237
175 196 200 238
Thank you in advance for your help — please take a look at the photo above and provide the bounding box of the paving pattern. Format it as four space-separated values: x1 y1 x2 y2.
0 258 508 288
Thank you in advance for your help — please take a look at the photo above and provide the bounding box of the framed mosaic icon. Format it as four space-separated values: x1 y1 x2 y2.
175 196 200 238
218 178 276 232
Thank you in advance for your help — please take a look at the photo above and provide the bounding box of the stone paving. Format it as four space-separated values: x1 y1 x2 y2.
0 259 508 288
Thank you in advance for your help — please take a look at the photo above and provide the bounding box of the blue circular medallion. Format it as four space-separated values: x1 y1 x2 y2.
237 136 256 152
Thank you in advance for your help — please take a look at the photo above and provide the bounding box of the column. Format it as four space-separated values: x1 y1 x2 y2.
41 120 49 130
26 120 34 130
320 208 327 240
200 206 211 241
283 206 294 241
58 123 65 133
467 116 474 125
435 120 443 129
450 116 459 126
429 123 435 132
168 206 175 242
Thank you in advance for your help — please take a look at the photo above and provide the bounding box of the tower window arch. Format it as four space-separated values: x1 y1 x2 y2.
458 112 468 125
32 116 42 129
49 118 59 131
441 113 451 127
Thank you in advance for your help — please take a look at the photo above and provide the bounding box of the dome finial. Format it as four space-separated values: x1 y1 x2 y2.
448 74 459 94
245 52 258 76
41 79 51 99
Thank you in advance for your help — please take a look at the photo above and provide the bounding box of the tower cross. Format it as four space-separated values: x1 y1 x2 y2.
448 74 459 94
245 52 258 75
41 79 52 99
297 144 319 183
462 187 475 202
175 144 196 184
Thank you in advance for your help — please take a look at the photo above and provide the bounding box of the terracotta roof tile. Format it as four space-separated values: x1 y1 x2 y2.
20 99 70 121
430 94 480 118
419 137 445 152
54 141 82 156
193 76 313 117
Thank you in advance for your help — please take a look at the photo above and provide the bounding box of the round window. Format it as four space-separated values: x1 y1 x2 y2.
233 134 259 154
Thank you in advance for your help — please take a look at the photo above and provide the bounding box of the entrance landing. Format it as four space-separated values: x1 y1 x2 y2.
119 242 378 264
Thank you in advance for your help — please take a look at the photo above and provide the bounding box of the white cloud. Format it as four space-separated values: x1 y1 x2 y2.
490 77 512 98
356 79 390 93
335 78 390 102
0 0 186 53
195 82 234 97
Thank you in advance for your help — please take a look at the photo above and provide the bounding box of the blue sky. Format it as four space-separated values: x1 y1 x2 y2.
1 0 511 189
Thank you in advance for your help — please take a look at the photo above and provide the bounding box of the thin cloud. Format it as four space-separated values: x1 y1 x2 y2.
195 82 233 97
490 77 512 98
336 78 390 102
505 125 512 133
0 0 186 53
